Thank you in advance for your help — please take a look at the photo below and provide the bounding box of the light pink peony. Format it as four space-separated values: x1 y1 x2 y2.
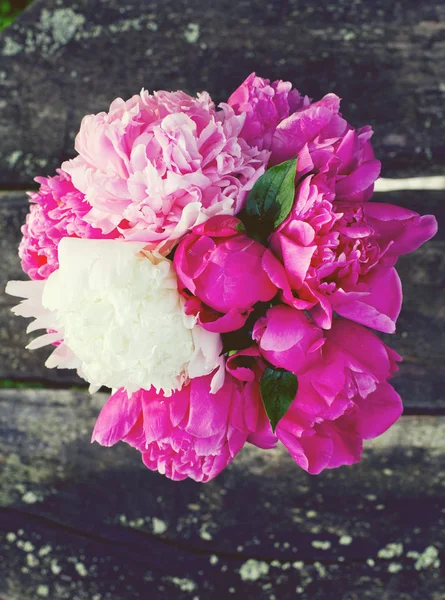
265 177 438 331
174 215 278 332
272 316 403 474
62 90 269 254
19 171 117 280
92 371 274 482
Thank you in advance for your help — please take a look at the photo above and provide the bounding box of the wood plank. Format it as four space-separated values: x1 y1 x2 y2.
0 192 86 386
2 190 444 410
0 0 444 186
374 191 445 413
0 389 444 599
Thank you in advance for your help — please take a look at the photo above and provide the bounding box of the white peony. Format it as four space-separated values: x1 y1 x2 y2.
6 238 224 395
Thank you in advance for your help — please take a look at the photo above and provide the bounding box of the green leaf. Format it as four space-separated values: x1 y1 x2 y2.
260 367 298 432
241 157 297 241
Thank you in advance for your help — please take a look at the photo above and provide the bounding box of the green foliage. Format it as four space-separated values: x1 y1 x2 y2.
0 0 33 31
0 379 44 389
260 367 298 432
239 157 297 243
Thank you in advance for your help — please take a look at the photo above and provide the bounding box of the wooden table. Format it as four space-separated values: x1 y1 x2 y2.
0 1 444 598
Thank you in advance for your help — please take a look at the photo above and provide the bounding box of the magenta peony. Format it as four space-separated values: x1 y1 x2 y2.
274 317 403 474
92 371 274 482
266 176 437 331
174 215 278 332
62 90 269 254
230 74 437 332
253 305 324 375
19 171 116 280
229 73 380 203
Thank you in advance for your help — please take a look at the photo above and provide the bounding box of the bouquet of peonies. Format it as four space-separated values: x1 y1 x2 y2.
7 74 437 482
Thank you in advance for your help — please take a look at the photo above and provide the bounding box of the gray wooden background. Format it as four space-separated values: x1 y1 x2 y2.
0 1 444 599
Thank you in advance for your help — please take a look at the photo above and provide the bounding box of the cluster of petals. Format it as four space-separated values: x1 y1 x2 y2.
9 74 438 484
62 89 269 254
253 307 403 473
174 215 277 333
229 74 437 332
92 370 275 483
19 170 116 280
8 238 224 397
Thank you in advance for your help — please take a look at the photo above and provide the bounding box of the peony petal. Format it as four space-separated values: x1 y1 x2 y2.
332 267 402 334
92 388 142 447
354 381 403 440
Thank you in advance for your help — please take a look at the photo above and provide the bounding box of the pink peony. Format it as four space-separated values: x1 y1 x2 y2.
19 171 117 280
229 73 380 203
273 316 403 474
92 371 274 482
227 72 303 152
225 345 278 450
253 305 324 374
266 177 438 331
62 90 269 254
174 215 278 332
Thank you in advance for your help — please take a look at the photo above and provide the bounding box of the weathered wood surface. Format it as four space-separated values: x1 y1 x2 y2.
0 1 444 597
0 389 444 600
1 0 445 186
2 190 444 409
0 192 85 386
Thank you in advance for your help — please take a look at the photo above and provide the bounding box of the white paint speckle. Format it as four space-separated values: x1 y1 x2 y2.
311 540 331 551
414 546 440 571
23 541 35 553
42 8 86 45
170 577 197 592
2 38 23 56
239 559 269 581
210 555 219 566
26 554 39 568
38 545 52 557
314 561 327 578
184 23 200 44
37 585 49 598
152 517 167 535
6 532 17 543
7 150 22 168
22 491 38 504
199 524 213 541
339 535 352 546
50 559 62 575
388 562 403 573
377 543 404 560
75 562 88 577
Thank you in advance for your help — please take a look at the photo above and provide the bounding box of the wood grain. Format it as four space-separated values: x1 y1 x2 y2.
0 0 444 186
0 388 444 600
0 192 85 386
